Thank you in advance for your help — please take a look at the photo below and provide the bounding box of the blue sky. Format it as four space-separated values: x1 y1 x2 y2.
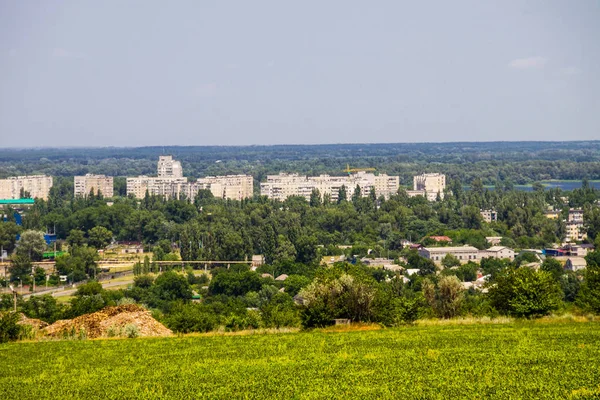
1 1 598 147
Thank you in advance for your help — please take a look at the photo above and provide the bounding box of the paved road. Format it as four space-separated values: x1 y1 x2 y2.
21 278 135 299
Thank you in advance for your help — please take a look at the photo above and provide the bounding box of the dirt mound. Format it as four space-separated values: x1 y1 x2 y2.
42 304 172 339
18 314 49 329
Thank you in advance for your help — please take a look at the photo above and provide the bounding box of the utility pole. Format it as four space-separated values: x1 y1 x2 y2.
9 285 16 312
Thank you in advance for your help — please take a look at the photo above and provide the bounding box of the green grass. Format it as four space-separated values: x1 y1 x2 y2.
1 322 599 399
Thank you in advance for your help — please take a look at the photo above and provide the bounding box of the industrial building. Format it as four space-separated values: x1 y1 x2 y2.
127 156 253 201
0 175 53 200
260 171 400 202
407 173 446 201
74 174 114 198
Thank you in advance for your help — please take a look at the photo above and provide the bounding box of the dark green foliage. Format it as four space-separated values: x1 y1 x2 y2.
577 251 600 312
21 295 63 324
0 312 21 343
165 303 218 333
488 268 563 318
209 269 262 297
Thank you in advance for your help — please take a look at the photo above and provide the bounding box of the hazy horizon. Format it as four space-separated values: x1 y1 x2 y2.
1 1 599 147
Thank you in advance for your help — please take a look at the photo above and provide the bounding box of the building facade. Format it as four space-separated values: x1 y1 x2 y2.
419 245 515 264
565 221 587 243
480 209 497 223
408 173 446 201
157 156 183 178
260 171 400 202
127 157 253 200
480 246 515 260
74 174 114 198
419 246 480 263
0 175 53 200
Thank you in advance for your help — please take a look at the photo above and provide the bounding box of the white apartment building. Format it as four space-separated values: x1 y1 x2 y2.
0 175 53 200
260 171 400 202
157 156 183 178
407 173 446 201
127 157 253 200
74 174 114 198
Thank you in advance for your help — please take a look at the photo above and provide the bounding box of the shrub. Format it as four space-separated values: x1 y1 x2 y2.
488 267 563 318
124 324 139 338
0 312 22 343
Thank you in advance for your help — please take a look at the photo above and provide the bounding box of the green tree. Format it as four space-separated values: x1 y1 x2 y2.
309 189 321 207
488 268 563 318
0 222 22 254
9 254 33 284
423 276 464 318
66 229 86 248
337 185 347 204
441 253 461 269
88 226 113 249
577 251 600 312
541 257 564 281
0 312 22 343
16 230 46 261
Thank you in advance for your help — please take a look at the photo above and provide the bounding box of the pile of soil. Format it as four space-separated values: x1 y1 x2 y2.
42 304 172 339
18 314 49 329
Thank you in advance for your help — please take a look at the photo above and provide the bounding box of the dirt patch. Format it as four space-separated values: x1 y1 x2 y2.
42 304 172 339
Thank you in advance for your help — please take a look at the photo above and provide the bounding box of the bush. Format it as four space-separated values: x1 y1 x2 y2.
124 324 139 338
166 303 218 333
488 267 563 318
0 312 22 343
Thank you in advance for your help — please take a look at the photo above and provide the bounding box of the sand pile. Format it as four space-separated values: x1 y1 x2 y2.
18 314 49 329
43 304 172 339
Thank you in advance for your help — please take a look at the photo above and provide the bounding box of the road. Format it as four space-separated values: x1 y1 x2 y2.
21 277 135 299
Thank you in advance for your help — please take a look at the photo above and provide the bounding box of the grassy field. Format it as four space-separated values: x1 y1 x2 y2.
1 322 599 399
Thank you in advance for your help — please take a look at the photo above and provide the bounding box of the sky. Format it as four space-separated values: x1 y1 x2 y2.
0 1 599 147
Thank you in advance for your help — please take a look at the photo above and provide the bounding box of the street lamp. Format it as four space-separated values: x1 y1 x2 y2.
9 284 16 312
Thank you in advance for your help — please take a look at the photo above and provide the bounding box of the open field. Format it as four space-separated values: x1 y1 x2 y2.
1 322 599 399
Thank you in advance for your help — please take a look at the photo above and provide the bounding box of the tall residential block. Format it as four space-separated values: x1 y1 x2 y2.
127 156 253 200
0 175 53 200
408 173 446 201
157 156 183 178
260 171 400 202
74 174 114 198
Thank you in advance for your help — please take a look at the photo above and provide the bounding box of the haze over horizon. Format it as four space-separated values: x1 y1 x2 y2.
1 1 599 147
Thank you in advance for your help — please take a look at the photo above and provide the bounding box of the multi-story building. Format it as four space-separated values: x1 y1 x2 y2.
565 221 587 243
568 208 584 223
0 175 53 200
480 209 497 223
260 171 399 202
407 173 446 201
127 157 253 200
157 156 183 178
74 174 114 198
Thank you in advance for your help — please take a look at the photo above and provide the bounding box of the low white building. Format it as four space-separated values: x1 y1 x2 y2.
479 246 515 260
419 246 480 264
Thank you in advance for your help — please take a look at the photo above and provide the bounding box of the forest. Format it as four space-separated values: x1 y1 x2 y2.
2 141 600 187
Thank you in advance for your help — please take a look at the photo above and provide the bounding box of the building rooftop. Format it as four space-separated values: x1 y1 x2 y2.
0 198 35 205
423 246 479 252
